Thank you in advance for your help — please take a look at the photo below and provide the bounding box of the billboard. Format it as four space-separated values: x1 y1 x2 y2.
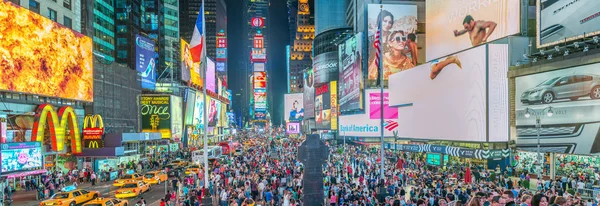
140 95 172 139
171 96 183 142
284 93 304 122
253 72 267 88
251 48 267 62
181 39 202 86
339 89 398 137
193 93 205 128
207 98 220 127
254 63 265 72
0 1 93 102
1 142 43 174
303 68 316 118
367 4 418 81
515 63 600 154
216 62 226 74
425 0 520 61
31 104 83 154
313 52 339 85
338 32 364 112
330 81 338 130
286 122 301 134
369 92 398 120
206 58 216 92
216 48 227 61
389 45 509 142
536 0 600 48
252 17 265 27
184 89 196 125
135 35 157 89
315 82 333 129
254 88 267 111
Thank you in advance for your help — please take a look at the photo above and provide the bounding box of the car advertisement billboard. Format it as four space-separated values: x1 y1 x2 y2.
315 82 337 129
206 58 216 92
284 93 304 122
537 0 600 48
254 72 267 89
367 4 418 81
515 63 600 154
0 1 93 102
389 45 509 142
339 89 398 137
170 96 183 142
140 95 173 139
1 142 43 174
193 93 205 128
425 0 520 61
286 122 301 134
136 35 157 90
313 51 339 85
303 68 316 118
339 32 364 112
181 39 202 86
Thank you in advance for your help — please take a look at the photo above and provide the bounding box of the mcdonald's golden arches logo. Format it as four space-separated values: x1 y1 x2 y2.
31 104 82 154
84 139 104 148
83 114 104 140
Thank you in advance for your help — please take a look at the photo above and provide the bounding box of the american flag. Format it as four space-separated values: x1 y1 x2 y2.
384 120 398 131
374 23 381 69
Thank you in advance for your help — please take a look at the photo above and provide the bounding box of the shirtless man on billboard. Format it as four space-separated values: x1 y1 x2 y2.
453 15 497 46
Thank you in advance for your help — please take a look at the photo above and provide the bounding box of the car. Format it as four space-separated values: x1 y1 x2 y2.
40 189 99 206
113 173 144 187
143 171 168 185
185 165 201 175
521 74 600 104
170 160 187 167
83 197 129 206
115 181 151 199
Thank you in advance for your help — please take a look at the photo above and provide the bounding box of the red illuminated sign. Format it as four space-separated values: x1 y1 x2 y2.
217 37 227 48
316 84 329 95
251 17 264 27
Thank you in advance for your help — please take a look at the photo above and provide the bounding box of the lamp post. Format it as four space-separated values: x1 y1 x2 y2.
524 106 554 179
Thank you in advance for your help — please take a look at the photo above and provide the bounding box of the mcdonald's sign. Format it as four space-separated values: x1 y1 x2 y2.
83 115 104 140
84 139 104 148
31 104 82 154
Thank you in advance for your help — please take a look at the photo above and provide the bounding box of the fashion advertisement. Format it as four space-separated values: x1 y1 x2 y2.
193 93 205 128
207 98 220 127
170 96 183 141
537 0 600 48
338 32 364 112
284 93 304 122
367 4 418 81
426 0 520 61
303 68 316 118
181 39 202 87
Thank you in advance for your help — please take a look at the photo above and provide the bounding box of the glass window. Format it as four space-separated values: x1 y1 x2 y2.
48 8 57 21
63 16 72 29
116 38 127 47
117 50 127 59
29 0 40 14
63 0 71 10
116 25 127 33
117 12 127 20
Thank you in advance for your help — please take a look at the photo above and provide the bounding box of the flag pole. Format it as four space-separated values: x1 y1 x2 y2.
378 3 385 184
200 0 210 199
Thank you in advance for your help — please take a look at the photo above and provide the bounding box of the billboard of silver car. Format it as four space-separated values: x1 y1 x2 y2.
537 0 600 48
515 63 600 155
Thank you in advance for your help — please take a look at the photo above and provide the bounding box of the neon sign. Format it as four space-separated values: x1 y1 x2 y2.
31 104 82 154
83 114 104 140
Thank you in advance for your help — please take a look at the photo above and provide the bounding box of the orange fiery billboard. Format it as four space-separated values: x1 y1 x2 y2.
0 1 94 102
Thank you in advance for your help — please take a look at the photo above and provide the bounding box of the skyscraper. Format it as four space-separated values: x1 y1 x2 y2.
243 0 269 124
114 0 144 69
288 0 314 93
157 0 180 81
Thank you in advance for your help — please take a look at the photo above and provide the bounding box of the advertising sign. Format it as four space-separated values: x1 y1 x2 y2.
303 68 316 118
286 122 301 134
184 89 197 125
135 34 157 89
254 88 267 111
83 115 104 140
216 48 227 61
216 62 226 73
84 139 104 148
367 4 418 81
330 81 338 130
181 39 202 86
339 89 398 137
251 48 267 62
193 93 205 128
171 96 183 142
313 52 339 85
1 142 43 174
140 95 172 139
369 92 398 119
0 1 93 102
31 104 82 154
254 63 265 72
217 36 227 48
207 98 220 127
389 45 509 142
516 63 600 154
206 58 216 92
315 83 332 129
284 93 304 122
426 0 520 61
338 32 364 112
537 0 600 48
254 72 267 88
252 17 265 27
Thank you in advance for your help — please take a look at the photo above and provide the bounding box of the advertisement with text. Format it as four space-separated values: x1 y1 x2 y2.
284 93 304 122
184 89 197 125
1 142 43 174
426 0 520 61
303 68 316 118
0 1 93 102
315 83 332 129
339 89 398 137
254 72 267 89
313 52 339 85
516 63 600 154
140 95 173 139
537 0 600 48
181 39 202 86
171 96 183 142
339 32 364 112
193 93 205 128
207 98 220 127
367 4 418 81
136 34 157 89
254 88 267 111
286 122 300 134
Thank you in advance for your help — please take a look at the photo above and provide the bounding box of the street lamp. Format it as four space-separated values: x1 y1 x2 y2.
524 106 554 178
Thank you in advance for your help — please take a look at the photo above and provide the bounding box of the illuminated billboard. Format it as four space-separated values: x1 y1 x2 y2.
0 1 93 102
216 48 227 61
171 96 183 142
254 72 267 89
536 0 600 48
367 4 418 81
253 63 265 72
206 58 216 92
181 39 202 86
207 98 220 127
284 93 304 122
338 32 364 112
251 48 267 62
136 35 157 89
140 95 173 139
426 0 520 61
315 83 332 129
286 122 300 134
1 142 43 174
389 44 509 142
31 104 83 153
193 93 205 128
303 68 315 118
516 62 600 154
254 88 267 111
339 89 398 137
313 52 338 85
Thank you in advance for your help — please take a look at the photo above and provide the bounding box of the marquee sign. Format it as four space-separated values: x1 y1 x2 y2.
83 114 104 140
31 104 82 154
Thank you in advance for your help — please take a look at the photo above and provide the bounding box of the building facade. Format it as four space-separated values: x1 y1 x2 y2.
288 0 314 93
314 0 347 35
13 0 82 32
158 0 180 81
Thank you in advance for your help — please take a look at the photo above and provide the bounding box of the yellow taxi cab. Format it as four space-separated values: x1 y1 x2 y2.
184 165 201 175
113 173 143 187
243 139 257 147
170 159 188 167
143 171 168 185
40 189 99 206
115 181 151 199
83 197 128 206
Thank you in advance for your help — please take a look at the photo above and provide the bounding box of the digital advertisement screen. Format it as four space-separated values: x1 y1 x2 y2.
254 63 265 72
313 52 339 85
136 34 157 89
537 0 600 48
207 98 220 127
426 153 441 166
339 89 398 137
367 4 418 81
284 93 304 122
181 39 202 86
206 58 216 92
140 95 172 139
330 81 338 130
303 68 316 118
425 0 520 61
339 32 364 112
286 122 301 134
254 72 267 88
315 83 332 129
170 96 183 141
184 89 197 125
254 88 267 111
251 48 267 61
515 63 600 154
193 93 205 127
1 142 43 174
0 1 93 102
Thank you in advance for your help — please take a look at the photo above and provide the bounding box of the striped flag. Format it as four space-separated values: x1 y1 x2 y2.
384 120 398 131
190 2 205 63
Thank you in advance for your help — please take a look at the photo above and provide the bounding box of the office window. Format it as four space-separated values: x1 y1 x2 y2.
9 0 20 5
63 16 72 29
48 8 57 21
63 0 71 10
29 0 40 14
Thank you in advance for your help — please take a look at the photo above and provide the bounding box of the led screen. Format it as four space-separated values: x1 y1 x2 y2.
206 58 216 92
286 122 301 134
339 89 398 137
537 0 600 48
338 32 364 112
284 93 304 122
136 35 157 89
181 39 202 86
313 52 338 85
303 68 315 118
1 142 43 174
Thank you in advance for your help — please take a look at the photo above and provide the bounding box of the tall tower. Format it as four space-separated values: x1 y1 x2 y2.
288 0 314 93
243 0 269 124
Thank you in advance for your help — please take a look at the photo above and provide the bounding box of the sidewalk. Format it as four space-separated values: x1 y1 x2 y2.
12 180 115 206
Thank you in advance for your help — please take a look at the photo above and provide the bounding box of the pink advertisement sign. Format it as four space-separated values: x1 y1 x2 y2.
369 92 398 119
206 58 216 92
